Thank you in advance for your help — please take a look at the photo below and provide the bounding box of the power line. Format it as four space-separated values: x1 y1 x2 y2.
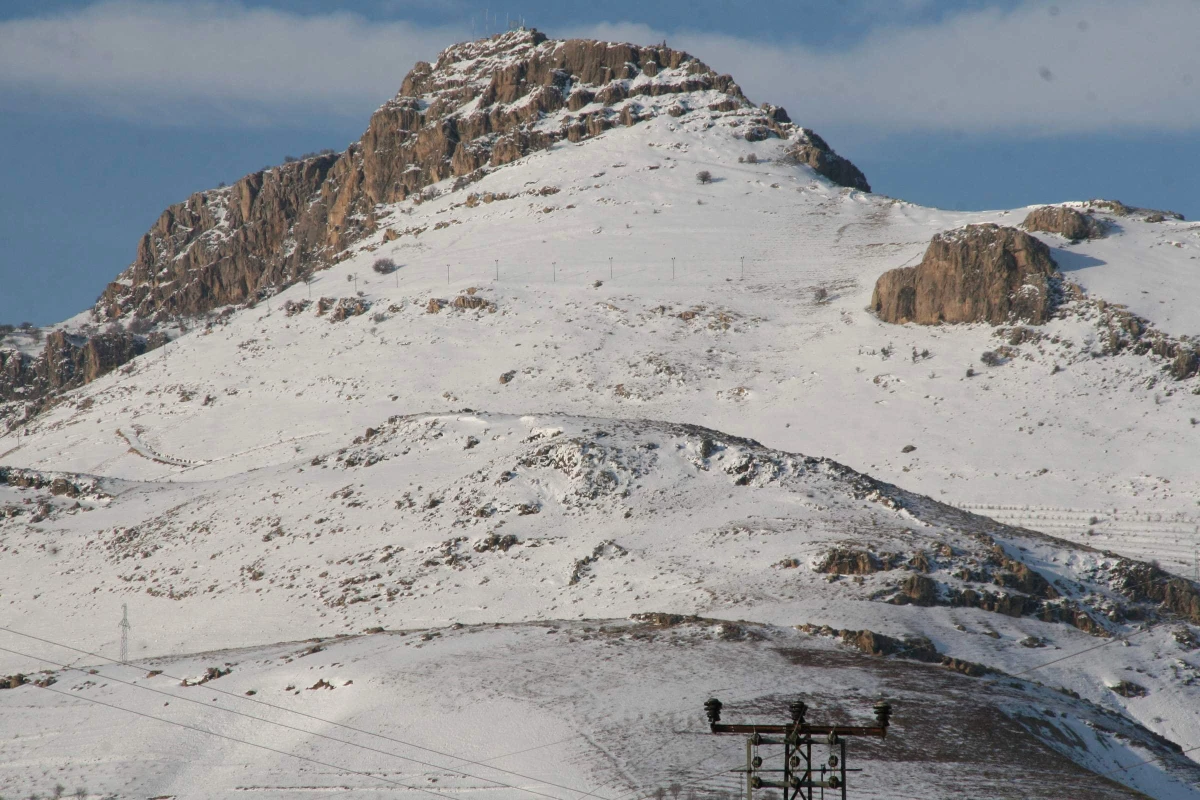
1092 741 1200 780
0 624 786 800
0 633 600 800
0 644 571 800
7 661 478 800
1010 624 1155 678
1 624 782 800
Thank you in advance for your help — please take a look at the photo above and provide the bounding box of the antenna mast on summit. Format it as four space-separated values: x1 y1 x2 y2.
119 604 131 662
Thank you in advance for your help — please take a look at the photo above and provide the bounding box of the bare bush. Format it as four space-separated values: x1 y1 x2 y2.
813 287 828 303
373 257 397 275
696 170 713 184
745 153 758 164
980 350 1003 367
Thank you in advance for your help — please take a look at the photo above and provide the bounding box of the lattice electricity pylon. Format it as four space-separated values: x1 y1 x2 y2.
704 696 893 800
119 603 131 662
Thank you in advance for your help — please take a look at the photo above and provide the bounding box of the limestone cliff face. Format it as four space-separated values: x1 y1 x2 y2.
871 224 1059 326
95 29 850 322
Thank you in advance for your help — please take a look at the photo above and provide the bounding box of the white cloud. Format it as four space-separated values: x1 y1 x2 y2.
572 0 1200 135
1 0 1197 135
0 1 465 125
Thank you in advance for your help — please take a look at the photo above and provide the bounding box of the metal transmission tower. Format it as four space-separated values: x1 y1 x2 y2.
704 696 893 800
119 604 131 662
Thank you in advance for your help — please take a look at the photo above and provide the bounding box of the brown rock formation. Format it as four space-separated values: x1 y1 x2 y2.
1 327 162 424
93 30 779 323
1021 206 1104 240
5 30 873 422
783 128 870 192
871 224 1059 326
93 30 871 326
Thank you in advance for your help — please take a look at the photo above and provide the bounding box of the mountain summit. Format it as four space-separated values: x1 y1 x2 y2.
96 29 862 323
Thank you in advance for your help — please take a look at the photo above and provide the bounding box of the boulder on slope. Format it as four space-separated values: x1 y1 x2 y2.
871 224 1058 326
1022 206 1104 241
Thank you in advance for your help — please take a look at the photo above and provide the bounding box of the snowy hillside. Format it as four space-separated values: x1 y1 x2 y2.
6 108 1199 568
3 29 1200 800
6 619 1200 800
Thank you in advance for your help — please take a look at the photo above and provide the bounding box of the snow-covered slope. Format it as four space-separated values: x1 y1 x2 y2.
3 31 1200 800
6 619 1199 800
5 109 1198 566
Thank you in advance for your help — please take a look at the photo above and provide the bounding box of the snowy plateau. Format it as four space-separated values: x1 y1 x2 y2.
2 30 1200 800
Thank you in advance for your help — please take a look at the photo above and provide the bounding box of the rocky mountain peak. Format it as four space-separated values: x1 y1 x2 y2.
89 30 780 327
2 31 872 428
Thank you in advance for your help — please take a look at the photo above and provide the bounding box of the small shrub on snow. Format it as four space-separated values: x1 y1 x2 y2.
696 170 713 184
980 350 1003 367
372 257 397 275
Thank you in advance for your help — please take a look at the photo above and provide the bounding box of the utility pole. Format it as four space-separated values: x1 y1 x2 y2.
741 256 745 279
705 696 893 800
609 257 613 279
447 264 450 285
553 261 557 282
671 257 676 280
119 604 131 662
496 259 499 281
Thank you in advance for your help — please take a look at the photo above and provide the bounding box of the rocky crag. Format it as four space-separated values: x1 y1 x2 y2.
0 328 164 424
870 218 1200 382
1 30 867 426
1 29 870 427
870 224 1059 326
94 29 860 324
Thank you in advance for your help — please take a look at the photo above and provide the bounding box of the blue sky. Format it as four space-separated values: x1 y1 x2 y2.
2 0 1197 325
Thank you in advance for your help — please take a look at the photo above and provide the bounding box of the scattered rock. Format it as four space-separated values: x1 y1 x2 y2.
1108 680 1148 698
329 297 370 322
453 295 490 311
817 548 888 575
901 444 916 453
499 370 516 384
894 573 939 606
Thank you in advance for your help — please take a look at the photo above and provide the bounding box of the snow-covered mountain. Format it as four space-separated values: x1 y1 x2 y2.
2 28 1199 800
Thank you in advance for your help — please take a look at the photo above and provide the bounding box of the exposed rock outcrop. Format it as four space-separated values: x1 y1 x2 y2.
92 30 785 324
6 31 872 423
871 224 1059 326
1 328 163 425
783 128 870 192
1022 205 1104 240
